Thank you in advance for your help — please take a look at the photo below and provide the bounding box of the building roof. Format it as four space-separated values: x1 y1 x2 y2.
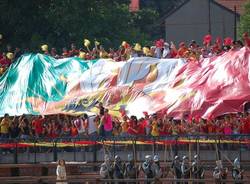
214 0 248 15
157 0 245 25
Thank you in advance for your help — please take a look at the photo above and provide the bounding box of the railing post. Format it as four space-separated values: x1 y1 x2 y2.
53 139 58 162
113 139 116 157
14 139 18 164
34 139 37 164
73 139 76 162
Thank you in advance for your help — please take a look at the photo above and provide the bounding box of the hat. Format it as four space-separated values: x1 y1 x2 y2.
78 51 86 59
41 44 48 52
84 39 91 47
153 155 160 162
6 52 14 60
134 43 142 51
95 40 100 46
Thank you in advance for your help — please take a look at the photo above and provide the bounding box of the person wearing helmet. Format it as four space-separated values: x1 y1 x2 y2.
213 166 221 184
171 155 182 184
191 154 205 184
124 154 138 183
213 160 228 184
232 157 244 184
100 154 113 181
151 155 163 184
181 156 191 184
113 155 125 183
141 155 154 184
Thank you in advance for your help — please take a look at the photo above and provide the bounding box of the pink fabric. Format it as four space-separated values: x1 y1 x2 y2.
104 114 113 131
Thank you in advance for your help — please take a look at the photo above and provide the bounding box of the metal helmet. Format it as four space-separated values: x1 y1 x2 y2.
145 155 152 163
115 155 121 162
233 157 240 168
128 154 133 162
174 155 179 160
214 166 219 171
153 155 160 162
182 156 188 161
104 154 110 162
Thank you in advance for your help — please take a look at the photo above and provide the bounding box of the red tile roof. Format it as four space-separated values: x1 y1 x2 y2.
214 0 249 15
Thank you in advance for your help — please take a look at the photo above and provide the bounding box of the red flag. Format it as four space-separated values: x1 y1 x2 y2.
216 37 222 46
223 37 233 46
203 34 212 45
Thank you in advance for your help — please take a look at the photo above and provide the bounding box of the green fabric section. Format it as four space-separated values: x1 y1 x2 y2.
0 53 97 116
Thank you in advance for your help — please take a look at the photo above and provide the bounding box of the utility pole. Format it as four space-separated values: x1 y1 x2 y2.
234 5 237 40
208 0 211 34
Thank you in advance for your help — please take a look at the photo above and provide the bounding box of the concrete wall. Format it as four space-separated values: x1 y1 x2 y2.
164 0 239 45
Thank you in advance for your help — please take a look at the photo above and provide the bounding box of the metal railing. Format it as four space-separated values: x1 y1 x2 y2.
0 134 249 164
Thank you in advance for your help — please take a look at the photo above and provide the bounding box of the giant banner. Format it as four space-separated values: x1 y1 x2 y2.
1 47 250 119
0 54 185 117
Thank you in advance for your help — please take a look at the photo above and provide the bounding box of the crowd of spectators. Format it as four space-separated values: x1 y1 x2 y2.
1 33 250 140
1 102 250 140
1 33 250 76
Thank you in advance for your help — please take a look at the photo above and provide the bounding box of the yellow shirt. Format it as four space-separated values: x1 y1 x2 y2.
0 118 10 134
151 121 159 136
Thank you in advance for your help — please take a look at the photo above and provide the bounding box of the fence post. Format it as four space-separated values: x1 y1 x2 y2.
14 139 18 164
53 140 58 162
34 139 37 164
73 139 76 162
113 139 116 157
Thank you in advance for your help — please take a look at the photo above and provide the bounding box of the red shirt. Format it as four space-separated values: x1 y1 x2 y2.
137 123 145 135
0 57 11 67
32 118 44 135
240 118 250 134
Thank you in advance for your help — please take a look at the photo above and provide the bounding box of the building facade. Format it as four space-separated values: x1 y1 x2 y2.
164 0 242 44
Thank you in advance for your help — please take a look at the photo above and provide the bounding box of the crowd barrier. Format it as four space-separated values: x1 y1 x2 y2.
0 134 249 164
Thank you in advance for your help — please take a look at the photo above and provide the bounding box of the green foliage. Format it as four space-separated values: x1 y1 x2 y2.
0 0 159 51
239 1 250 38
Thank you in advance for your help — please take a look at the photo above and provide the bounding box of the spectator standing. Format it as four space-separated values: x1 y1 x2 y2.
56 159 67 184
0 114 11 139
103 109 113 137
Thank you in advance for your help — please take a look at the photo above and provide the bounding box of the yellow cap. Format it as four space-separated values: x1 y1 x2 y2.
84 39 91 47
134 43 141 51
6 52 14 60
122 41 127 47
95 41 100 46
79 51 86 59
41 44 48 52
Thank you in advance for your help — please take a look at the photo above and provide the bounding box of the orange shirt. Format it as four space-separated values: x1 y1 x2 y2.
71 127 78 137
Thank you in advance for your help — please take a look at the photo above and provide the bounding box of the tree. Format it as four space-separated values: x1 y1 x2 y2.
238 1 250 38
0 0 158 52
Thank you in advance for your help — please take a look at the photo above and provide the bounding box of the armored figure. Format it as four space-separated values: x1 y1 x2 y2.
141 155 154 184
151 155 163 184
213 166 222 184
181 156 191 184
100 154 113 182
113 155 125 183
191 154 205 184
213 160 228 184
171 155 182 184
124 154 138 183
232 158 244 184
